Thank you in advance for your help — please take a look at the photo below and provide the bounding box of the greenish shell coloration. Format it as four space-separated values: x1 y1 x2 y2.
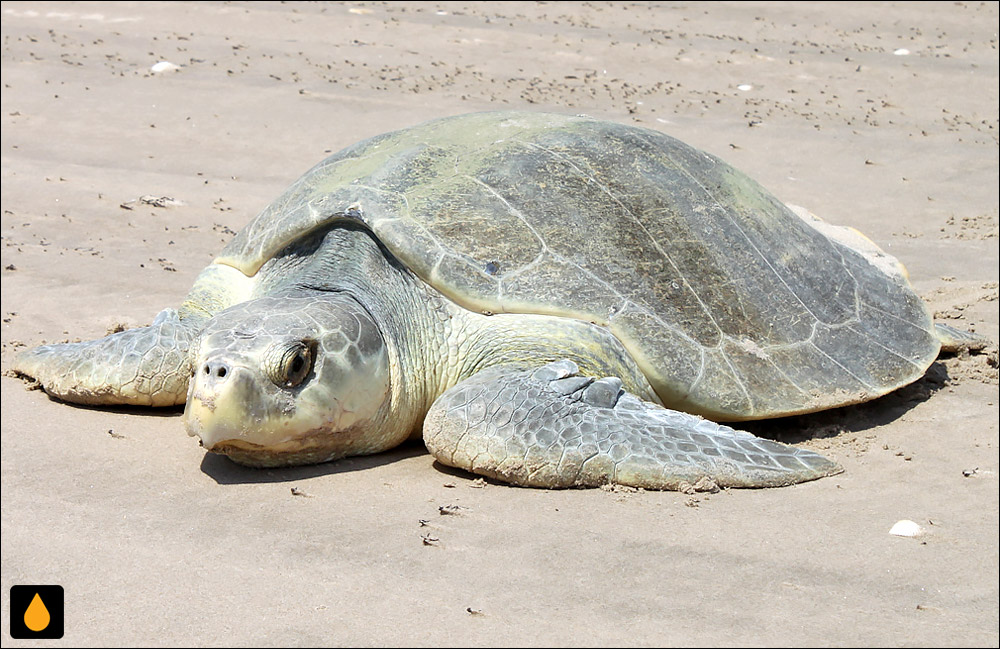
218 111 938 421
17 111 965 490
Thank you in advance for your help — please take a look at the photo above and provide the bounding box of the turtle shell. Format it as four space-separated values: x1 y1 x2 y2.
216 111 939 420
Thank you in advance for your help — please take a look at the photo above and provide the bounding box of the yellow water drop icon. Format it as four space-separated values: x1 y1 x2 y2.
24 592 51 632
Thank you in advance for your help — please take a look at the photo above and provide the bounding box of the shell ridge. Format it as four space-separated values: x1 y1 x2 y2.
851 302 938 367
524 140 727 340
806 333 878 391
464 174 550 253
821 235 864 326
716 346 758 416
733 338 815 399
664 145 856 333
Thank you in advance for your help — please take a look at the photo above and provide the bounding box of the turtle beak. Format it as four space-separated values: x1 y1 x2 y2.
183 356 285 451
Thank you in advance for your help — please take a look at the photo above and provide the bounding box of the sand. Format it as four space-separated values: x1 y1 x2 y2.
1 1 997 646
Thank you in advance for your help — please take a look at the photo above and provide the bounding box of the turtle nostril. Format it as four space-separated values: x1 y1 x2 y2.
203 361 230 381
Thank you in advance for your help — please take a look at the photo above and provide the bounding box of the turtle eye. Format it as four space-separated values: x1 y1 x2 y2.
268 341 314 389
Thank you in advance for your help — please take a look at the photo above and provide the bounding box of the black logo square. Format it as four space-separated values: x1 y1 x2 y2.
9 585 64 639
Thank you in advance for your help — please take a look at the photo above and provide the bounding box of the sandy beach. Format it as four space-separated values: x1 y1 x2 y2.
1 2 997 645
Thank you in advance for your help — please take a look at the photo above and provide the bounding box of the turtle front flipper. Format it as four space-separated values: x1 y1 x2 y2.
13 308 201 407
423 360 842 490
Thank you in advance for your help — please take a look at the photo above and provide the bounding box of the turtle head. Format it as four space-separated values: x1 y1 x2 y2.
183 293 397 467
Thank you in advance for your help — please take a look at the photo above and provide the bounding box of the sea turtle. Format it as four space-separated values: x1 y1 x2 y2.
13 111 980 490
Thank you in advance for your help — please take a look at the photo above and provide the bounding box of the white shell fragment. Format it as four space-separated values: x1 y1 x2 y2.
889 519 924 537
892 48 911 56
150 61 180 74
737 84 753 91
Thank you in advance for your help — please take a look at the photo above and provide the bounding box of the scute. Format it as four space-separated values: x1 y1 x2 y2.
216 111 939 420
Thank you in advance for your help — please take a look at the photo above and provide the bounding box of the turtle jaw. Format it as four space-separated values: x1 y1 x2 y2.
183 368 361 466
183 364 305 454
185 380 395 468
190 427 376 468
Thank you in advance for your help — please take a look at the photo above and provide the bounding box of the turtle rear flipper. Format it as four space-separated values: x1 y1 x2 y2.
423 360 842 491
934 322 993 354
13 308 201 407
